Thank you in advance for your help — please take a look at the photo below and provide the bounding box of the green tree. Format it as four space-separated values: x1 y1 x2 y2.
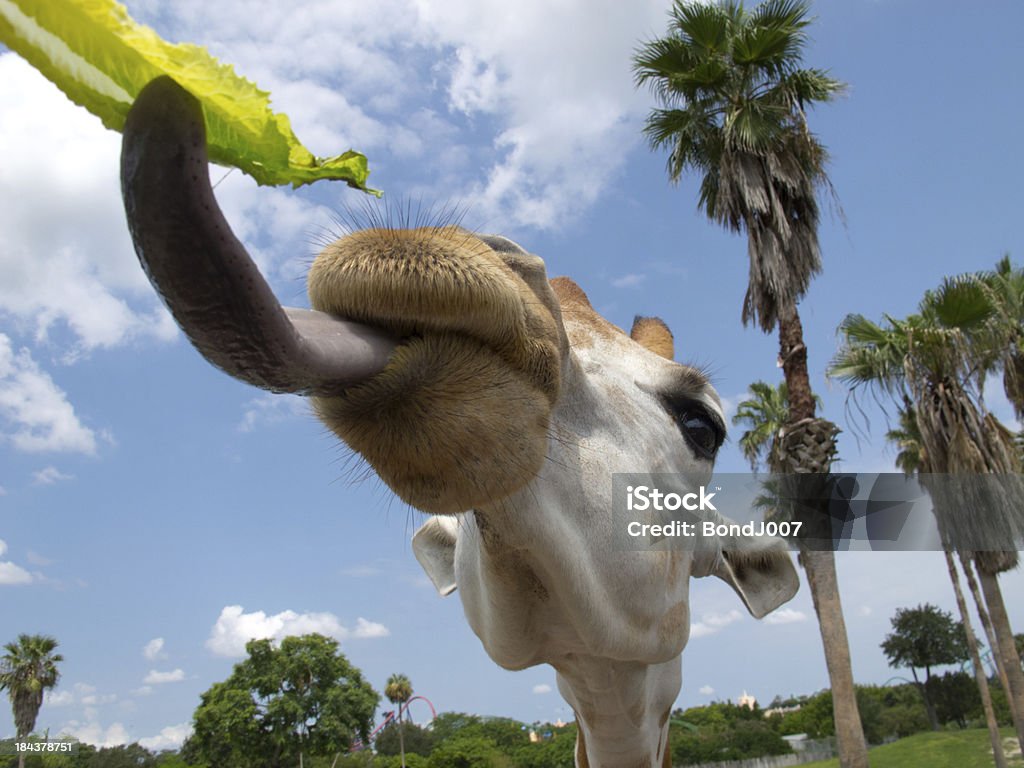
510 723 576 768
470 719 529 752
183 634 377 768
0 635 64 768
633 5 866 766
427 713 481 743
881 604 969 731
427 734 509 768
384 674 414 768
375 722 434 758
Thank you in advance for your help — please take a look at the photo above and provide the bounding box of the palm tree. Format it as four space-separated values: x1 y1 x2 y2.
957 257 1024 735
384 673 413 768
634 4 867 765
733 381 790 469
831 292 1023 760
733 381 825 469
0 634 63 768
973 255 1024 419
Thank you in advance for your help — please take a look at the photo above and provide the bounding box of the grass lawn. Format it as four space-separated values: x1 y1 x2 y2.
799 728 1022 768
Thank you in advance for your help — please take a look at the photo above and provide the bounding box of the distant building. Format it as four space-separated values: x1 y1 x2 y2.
764 703 802 718
738 690 757 710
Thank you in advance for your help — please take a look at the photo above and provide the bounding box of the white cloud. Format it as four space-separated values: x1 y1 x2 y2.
0 539 33 586
139 723 192 751
858 605 873 617
0 55 179 353
532 684 552 695
0 562 32 585
132 686 154 697
60 719 129 748
32 466 75 485
340 564 384 578
0 485 7 495
238 394 308 432
206 605 390 657
120 0 670 233
0 336 97 455
80 692 118 706
352 617 390 639
143 669 185 685
764 608 808 626
690 609 743 639
611 273 647 289
142 637 167 661
699 685 715 696
26 550 54 566
45 690 75 707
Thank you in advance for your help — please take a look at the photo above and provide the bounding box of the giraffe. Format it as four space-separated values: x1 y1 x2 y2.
121 76 798 767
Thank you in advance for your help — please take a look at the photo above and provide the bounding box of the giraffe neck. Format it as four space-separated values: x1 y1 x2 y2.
555 655 679 768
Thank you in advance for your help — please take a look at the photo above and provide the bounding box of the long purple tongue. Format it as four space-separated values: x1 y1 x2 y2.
120 76 396 395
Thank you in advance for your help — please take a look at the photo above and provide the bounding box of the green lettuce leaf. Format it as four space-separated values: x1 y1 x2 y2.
0 0 379 192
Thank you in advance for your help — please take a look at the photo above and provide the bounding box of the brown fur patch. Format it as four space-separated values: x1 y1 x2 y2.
630 316 675 361
550 276 593 310
549 276 628 351
308 227 566 513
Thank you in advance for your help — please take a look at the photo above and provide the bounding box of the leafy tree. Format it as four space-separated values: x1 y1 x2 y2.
633 5 864 764
881 604 969 730
669 701 790 765
183 633 377 768
83 743 159 768
372 755 429 768
376 722 434 758
510 723 576 768
470 719 530 752
427 713 481 743
0 634 64 768
426 734 509 768
930 671 984 729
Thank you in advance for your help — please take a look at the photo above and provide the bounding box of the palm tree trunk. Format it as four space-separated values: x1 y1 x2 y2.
959 553 1014 708
944 549 1007 768
803 548 869 768
977 562 1024 753
398 703 407 768
778 304 869 768
778 305 815 421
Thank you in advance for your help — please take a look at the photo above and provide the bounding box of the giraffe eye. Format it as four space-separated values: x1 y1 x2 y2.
662 398 724 460
679 411 722 459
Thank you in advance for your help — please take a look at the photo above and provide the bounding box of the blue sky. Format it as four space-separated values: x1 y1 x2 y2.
2 0 1024 750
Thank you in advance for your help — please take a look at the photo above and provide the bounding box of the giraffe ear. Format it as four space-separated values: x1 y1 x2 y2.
712 546 799 619
692 526 799 619
412 517 459 597
630 316 674 360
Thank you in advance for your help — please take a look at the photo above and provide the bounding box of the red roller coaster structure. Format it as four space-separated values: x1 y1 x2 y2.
350 695 437 752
